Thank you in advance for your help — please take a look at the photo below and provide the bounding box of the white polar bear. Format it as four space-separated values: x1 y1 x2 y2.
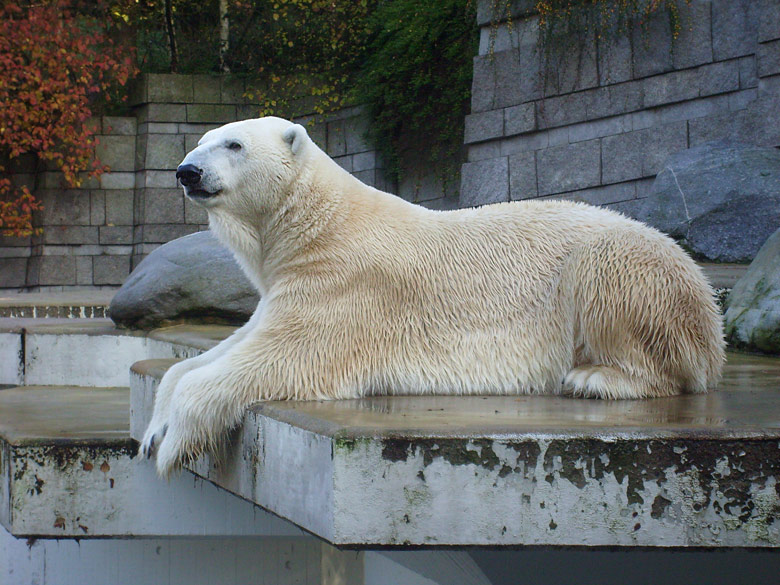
142 116 725 477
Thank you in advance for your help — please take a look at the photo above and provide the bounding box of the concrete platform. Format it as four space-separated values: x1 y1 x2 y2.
0 318 233 387
698 263 749 289
131 350 780 548
0 385 303 539
0 290 114 319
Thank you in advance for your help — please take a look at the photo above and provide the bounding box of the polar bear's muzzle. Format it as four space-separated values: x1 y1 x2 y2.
176 163 221 202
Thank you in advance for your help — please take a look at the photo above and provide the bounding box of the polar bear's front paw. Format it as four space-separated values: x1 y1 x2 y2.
154 432 184 478
140 422 168 459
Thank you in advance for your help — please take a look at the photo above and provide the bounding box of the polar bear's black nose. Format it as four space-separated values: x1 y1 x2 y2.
176 164 203 187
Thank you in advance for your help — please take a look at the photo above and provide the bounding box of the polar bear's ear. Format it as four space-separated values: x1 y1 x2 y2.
282 124 307 156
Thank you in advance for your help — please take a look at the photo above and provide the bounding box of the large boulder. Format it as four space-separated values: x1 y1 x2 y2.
638 141 780 263
109 231 258 329
724 228 780 354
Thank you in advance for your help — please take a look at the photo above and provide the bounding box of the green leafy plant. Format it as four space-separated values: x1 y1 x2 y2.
351 0 478 188
535 0 691 47
0 0 136 237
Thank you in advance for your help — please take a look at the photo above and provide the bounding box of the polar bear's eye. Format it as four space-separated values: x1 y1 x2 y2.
227 142 242 151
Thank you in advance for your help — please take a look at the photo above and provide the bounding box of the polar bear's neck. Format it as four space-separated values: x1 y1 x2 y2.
208 157 352 296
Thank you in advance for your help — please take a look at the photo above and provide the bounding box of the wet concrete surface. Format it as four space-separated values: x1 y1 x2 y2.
3 351 777 449
148 324 235 351
698 263 749 288
0 317 124 335
255 352 780 438
0 386 129 445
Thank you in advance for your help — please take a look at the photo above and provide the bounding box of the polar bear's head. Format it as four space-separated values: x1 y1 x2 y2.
176 117 311 217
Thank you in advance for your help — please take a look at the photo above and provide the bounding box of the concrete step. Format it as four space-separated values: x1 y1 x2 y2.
0 384 302 539
130 348 780 548
698 263 750 289
0 318 234 387
0 290 115 319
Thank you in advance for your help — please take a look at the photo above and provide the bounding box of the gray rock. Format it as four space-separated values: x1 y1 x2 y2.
109 231 258 329
724 228 780 354
638 141 780 262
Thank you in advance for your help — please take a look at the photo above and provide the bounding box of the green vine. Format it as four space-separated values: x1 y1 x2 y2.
350 0 478 191
535 0 691 47
108 1 479 194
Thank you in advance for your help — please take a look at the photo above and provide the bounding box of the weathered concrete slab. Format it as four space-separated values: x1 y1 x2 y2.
131 350 780 548
699 262 750 289
0 319 232 388
0 291 114 319
0 385 302 539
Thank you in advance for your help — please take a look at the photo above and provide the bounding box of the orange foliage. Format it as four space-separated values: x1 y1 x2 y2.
0 1 137 237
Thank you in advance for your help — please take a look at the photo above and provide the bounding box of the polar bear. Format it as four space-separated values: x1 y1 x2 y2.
141 116 725 477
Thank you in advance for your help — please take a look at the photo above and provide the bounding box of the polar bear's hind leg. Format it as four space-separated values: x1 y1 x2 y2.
562 364 672 399
560 226 724 400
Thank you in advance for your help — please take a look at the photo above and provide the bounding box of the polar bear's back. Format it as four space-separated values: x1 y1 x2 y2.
318 194 723 397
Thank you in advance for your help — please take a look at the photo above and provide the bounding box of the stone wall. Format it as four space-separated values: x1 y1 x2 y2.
0 74 391 290
461 0 780 214
1 118 137 289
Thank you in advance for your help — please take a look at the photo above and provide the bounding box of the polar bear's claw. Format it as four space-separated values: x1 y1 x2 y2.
141 423 168 459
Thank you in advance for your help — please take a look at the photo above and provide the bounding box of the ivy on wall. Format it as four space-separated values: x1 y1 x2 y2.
350 0 478 187
535 0 691 45
0 1 136 237
119 0 478 191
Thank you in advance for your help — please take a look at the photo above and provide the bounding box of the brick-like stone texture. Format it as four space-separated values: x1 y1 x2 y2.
142 189 184 224
509 151 537 200
712 0 759 61
29 256 76 286
739 56 759 88
76 256 93 285
99 226 133 245
100 172 135 190
504 103 536 136
0 258 27 288
601 122 687 184
90 191 106 225
186 104 236 123
144 134 185 170
327 119 347 157
537 140 601 196
42 226 99 245
460 157 509 207
672 0 713 69
105 190 135 226
40 190 91 225
137 104 188 124
465 0 772 225
140 224 199 244
632 12 673 78
758 40 780 77
93 255 130 285
759 0 780 43
465 110 504 143
542 36 598 96
147 74 194 103
192 75 222 103
598 34 632 86
103 116 137 136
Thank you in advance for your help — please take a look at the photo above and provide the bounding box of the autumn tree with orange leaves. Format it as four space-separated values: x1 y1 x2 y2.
0 1 136 237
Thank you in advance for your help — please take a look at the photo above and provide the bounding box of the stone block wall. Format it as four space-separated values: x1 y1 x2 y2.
0 74 391 290
461 0 780 214
1 118 137 289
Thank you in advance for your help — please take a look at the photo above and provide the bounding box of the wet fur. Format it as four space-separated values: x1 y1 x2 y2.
142 117 725 477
